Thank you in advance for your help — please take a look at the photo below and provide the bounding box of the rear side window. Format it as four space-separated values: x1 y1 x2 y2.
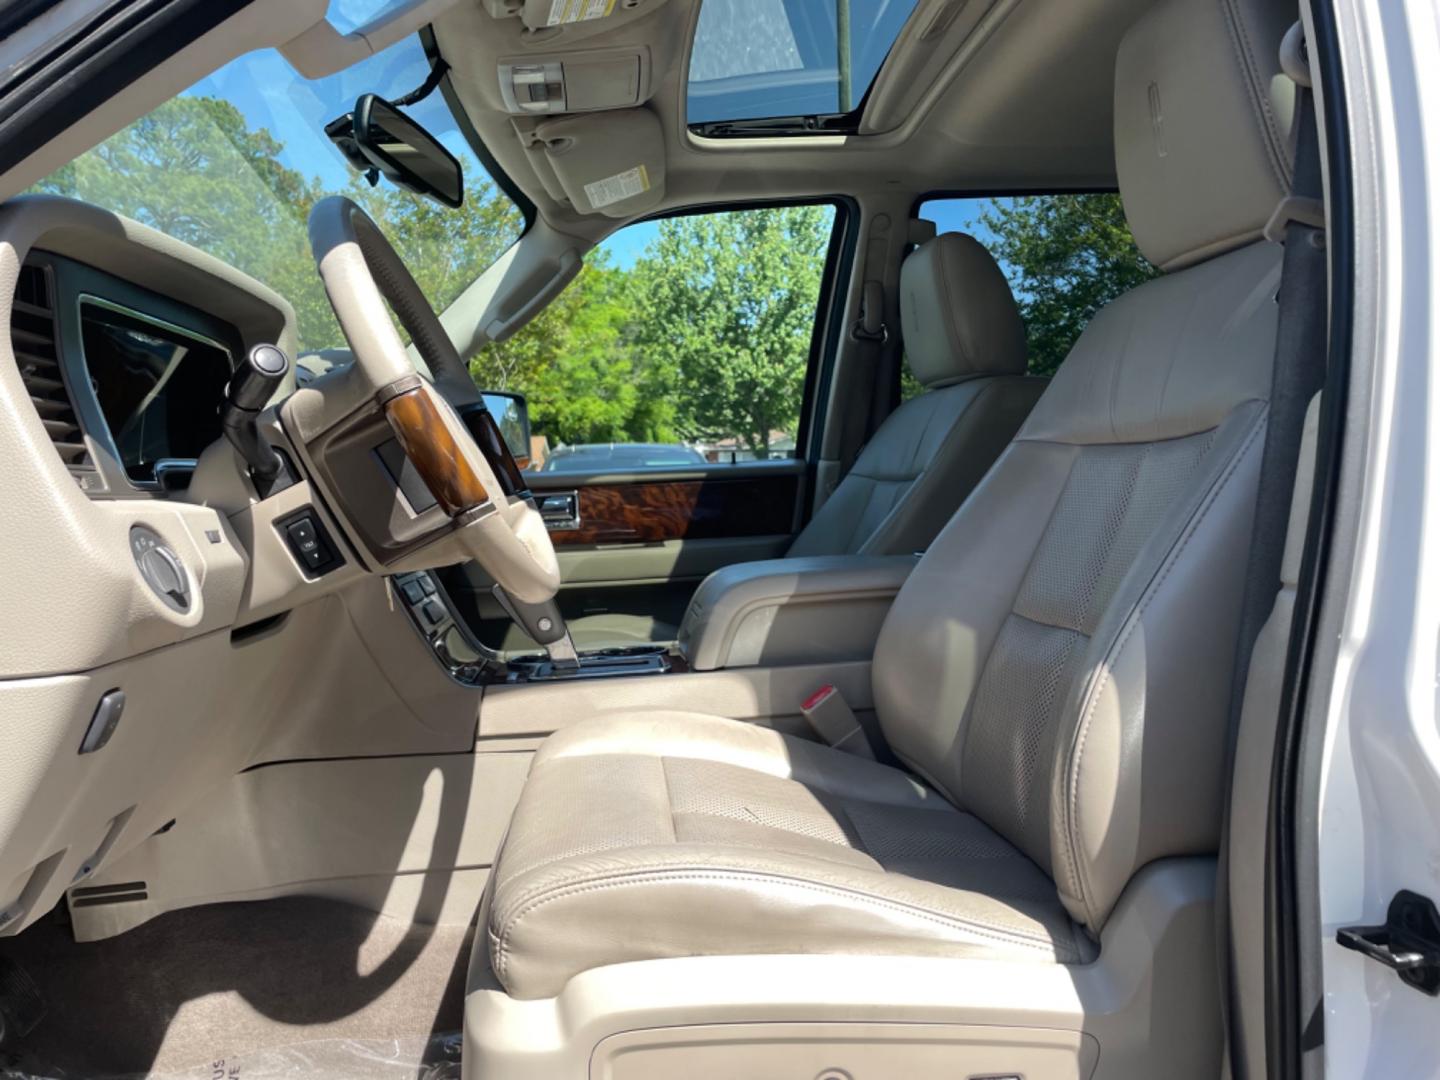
918 194 1156 378
472 204 840 472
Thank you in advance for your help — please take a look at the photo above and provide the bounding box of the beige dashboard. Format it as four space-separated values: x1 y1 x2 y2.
0 195 482 938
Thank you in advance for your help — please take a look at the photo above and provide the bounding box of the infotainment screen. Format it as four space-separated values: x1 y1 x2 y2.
80 300 233 483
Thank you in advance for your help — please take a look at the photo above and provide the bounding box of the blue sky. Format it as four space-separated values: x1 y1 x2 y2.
597 220 660 269
921 197 1004 248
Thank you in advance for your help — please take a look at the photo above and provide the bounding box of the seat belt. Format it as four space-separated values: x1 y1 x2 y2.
832 216 934 487
1216 23 1329 1080
829 213 904 489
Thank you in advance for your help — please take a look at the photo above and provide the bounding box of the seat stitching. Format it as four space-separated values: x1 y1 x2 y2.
1062 410 1267 927
1153 291 1204 441
1218 0 1289 191
1106 306 1140 441
860 380 998 554
658 756 678 843
935 240 969 372
1065 414 1263 921
495 867 1079 972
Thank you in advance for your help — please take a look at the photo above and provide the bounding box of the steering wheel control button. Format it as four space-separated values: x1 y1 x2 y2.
79 690 126 755
275 508 343 578
130 525 191 613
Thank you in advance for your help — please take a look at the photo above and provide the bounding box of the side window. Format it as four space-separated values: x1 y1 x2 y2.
909 194 1156 396
471 204 839 474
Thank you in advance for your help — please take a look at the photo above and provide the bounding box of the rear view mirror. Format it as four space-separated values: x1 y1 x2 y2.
351 94 463 208
480 391 532 465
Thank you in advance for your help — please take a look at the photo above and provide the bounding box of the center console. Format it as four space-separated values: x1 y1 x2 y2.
390 568 673 684
393 553 916 685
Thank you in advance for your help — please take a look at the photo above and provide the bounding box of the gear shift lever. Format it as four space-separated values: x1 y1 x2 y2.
220 343 290 495
492 586 579 672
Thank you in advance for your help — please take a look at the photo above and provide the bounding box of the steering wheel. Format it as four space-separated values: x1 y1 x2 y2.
306 196 560 603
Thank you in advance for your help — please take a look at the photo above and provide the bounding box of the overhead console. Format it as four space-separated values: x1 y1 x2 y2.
498 45 652 115
481 0 672 41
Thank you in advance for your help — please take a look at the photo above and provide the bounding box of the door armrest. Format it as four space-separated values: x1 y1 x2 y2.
677 555 918 671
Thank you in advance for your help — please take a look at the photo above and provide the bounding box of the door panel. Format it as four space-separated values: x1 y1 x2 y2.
535 467 800 546
441 461 806 649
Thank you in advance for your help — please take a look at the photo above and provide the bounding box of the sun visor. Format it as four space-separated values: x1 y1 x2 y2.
531 108 665 217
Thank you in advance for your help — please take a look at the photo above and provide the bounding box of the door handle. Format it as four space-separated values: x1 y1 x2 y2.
537 491 580 531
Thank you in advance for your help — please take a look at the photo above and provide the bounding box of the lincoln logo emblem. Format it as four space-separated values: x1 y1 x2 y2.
1148 81 1168 158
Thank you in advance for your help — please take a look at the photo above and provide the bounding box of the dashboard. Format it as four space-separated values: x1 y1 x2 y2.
0 195 463 943
18 251 247 496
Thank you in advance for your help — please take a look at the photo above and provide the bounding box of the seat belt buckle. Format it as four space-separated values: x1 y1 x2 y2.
801 684 874 759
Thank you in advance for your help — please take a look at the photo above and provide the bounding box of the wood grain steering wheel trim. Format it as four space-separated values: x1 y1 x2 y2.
383 386 489 516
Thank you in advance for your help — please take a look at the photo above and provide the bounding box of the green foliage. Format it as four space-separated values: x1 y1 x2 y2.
626 206 831 453
34 94 525 355
979 194 1158 375
472 205 831 452
346 175 526 326
469 255 675 445
36 96 340 347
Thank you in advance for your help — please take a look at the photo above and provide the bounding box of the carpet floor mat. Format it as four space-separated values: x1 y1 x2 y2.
0 897 473 1079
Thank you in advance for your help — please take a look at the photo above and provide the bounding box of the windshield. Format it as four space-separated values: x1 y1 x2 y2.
687 0 919 127
33 28 525 356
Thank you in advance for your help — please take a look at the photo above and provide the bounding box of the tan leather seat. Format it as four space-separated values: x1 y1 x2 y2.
482 0 1295 1009
566 234 1042 648
787 232 1045 558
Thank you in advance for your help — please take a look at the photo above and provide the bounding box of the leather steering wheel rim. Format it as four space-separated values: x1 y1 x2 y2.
307 196 560 603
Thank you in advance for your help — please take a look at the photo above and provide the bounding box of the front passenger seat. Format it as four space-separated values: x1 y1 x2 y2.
787 232 1045 558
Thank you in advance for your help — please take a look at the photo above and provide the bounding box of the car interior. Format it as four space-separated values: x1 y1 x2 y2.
0 0 1338 1076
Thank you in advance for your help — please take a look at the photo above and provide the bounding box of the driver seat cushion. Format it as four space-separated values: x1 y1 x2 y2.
487 711 1093 1000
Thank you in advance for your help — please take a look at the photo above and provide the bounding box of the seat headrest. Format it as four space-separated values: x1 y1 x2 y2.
900 232 1027 388
1116 0 1298 271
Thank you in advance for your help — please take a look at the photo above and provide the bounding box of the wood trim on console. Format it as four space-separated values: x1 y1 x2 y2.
547 474 799 546
383 387 489 516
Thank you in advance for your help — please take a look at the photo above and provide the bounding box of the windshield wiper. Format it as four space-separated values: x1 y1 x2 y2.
689 112 859 138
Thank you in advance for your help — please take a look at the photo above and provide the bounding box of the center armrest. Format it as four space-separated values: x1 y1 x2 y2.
677 554 919 672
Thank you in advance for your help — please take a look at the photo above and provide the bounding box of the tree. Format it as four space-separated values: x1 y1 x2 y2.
628 206 830 454
347 174 525 322
980 194 1158 375
34 96 344 349
469 256 670 445
33 94 528 358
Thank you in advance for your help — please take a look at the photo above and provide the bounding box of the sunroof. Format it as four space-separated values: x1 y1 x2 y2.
686 0 919 133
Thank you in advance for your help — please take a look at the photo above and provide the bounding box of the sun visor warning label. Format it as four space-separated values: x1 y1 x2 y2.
583 164 651 209
545 0 617 25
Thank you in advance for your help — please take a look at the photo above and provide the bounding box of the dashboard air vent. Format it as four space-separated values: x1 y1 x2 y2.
11 263 92 474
